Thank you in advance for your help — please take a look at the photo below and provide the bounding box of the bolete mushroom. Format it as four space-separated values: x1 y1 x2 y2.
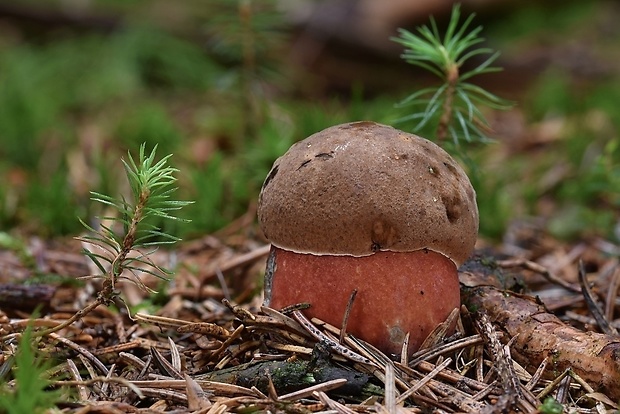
258 121 478 355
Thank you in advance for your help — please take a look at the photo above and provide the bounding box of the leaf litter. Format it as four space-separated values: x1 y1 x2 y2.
1 220 620 413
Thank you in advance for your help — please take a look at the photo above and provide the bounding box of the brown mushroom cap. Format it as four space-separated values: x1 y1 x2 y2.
258 121 479 266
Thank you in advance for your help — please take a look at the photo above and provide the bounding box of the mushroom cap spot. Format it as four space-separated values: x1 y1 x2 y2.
257 121 479 266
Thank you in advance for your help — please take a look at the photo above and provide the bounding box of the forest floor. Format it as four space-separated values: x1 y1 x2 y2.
1 216 619 413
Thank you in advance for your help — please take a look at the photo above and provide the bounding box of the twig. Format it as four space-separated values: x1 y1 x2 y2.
418 307 460 350
314 391 357 414
34 298 102 337
384 361 397 413
291 310 377 367
536 368 571 400
496 258 581 293
409 334 484 368
48 332 109 375
150 346 183 379
604 264 620 326
54 376 146 399
414 360 488 393
65 359 88 401
556 373 572 405
215 267 231 302
475 312 526 412
525 356 550 391
340 288 357 345
397 358 452 404
578 260 618 335
277 378 347 402
400 333 410 366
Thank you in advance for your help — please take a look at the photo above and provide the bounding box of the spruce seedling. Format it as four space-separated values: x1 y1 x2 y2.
0 325 62 414
392 4 512 145
35 144 192 337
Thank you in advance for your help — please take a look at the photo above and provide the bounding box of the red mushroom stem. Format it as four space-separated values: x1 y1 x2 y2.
265 246 460 355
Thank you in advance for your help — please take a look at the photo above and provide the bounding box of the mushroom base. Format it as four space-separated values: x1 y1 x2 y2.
264 246 461 356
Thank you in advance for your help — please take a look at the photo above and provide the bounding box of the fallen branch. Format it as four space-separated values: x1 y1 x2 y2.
463 285 620 399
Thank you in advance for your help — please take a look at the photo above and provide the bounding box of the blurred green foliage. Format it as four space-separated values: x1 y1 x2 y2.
486 0 597 43
0 0 618 244
473 0 620 241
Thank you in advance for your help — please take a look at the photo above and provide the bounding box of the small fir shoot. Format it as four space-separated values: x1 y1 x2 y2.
392 4 512 145
78 144 192 297
34 144 192 337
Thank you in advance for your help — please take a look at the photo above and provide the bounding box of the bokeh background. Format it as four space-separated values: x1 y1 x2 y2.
0 0 618 245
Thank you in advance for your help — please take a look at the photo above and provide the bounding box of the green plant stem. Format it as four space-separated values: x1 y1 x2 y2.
113 189 148 284
437 63 459 142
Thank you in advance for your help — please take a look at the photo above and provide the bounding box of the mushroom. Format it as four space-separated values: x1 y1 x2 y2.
257 121 478 355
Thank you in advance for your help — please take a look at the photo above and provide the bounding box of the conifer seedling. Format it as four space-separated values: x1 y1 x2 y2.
37 144 192 336
392 4 512 145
